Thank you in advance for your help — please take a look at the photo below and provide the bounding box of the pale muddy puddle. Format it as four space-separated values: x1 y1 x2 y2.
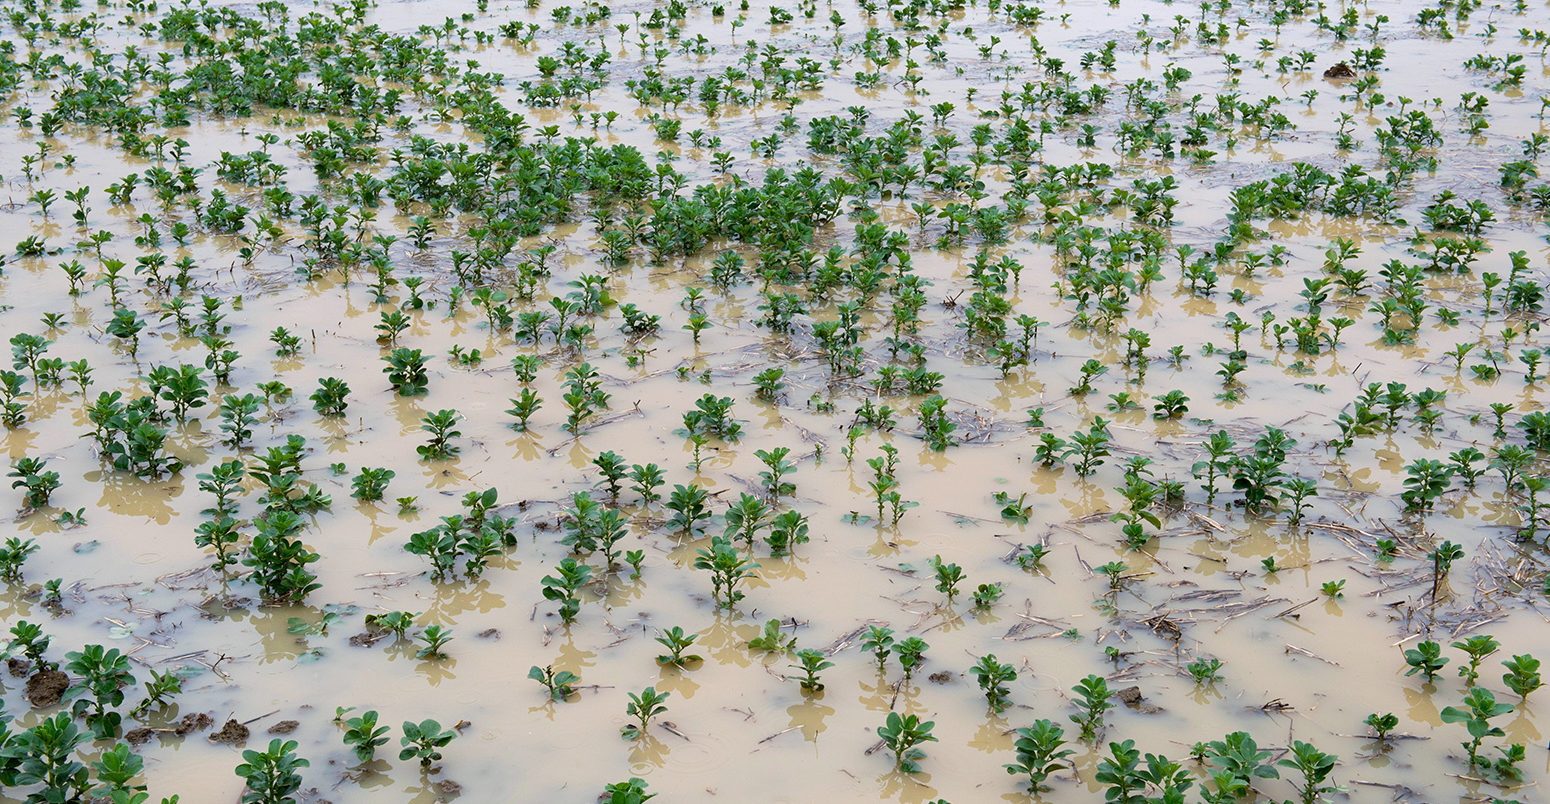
0 0 1548 801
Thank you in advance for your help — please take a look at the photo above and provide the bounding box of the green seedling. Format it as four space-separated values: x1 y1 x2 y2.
755 447 796 500
877 711 936 774
542 558 593 624
399 719 456 768
766 510 809 556
383 348 429 395
310 377 350 416
971 654 1017 712
235 740 309 804
1070 674 1112 741
0 535 40 581
63 644 135 739
971 582 1003 610
364 611 418 641
1005 718 1073 792
529 664 581 701
603 777 655 804
1501 654 1542 700
930 554 965 603
1453 635 1500 686
1440 687 1513 769
506 388 542 431
351 468 395 502
9 457 61 509
1205 731 1279 788
896 636 928 681
1404 640 1449 683
418 409 462 460
415 625 453 660
1364 713 1399 741
693 536 757 609
723 493 770 549
790 648 834 693
593 451 628 499
654 626 702 668
7 620 56 672
1277 740 1338 804
861 625 894 667
748 619 795 654
1152 390 1189 419
1187 657 1224 683
341 710 390 762
1097 561 1130 593
130 672 182 724
622 687 669 740
629 463 665 507
40 578 63 606
1015 543 1050 571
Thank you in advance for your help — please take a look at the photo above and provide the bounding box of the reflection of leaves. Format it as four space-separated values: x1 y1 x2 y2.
72 540 100 554
296 648 325 664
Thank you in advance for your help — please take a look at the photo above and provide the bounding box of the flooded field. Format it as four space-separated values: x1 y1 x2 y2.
1 0 1548 800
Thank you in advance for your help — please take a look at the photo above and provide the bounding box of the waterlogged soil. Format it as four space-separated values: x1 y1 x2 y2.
0 0 1548 802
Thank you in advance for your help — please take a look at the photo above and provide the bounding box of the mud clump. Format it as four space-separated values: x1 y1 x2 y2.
211 719 250 744
476 628 500 640
268 720 300 735
25 669 69 708
436 779 462 797
927 671 953 684
125 727 156 745
1322 61 1355 79
175 713 214 735
7 658 29 678
349 631 389 647
1115 685 1164 714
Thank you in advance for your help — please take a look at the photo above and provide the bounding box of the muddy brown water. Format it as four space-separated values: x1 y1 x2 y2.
0 0 1548 801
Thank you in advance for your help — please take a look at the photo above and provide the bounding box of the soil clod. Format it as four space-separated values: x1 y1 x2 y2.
211 719 250 744
268 720 300 735
174 713 214 735
1322 61 1355 79
349 631 389 648
25 669 69 708
1116 685 1164 714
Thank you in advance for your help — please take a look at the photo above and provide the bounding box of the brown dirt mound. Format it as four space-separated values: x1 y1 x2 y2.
25 669 68 708
349 631 389 647
211 719 250 744
175 712 214 734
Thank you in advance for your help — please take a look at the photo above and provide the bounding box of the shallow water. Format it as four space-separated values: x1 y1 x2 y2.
1 0 1548 801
